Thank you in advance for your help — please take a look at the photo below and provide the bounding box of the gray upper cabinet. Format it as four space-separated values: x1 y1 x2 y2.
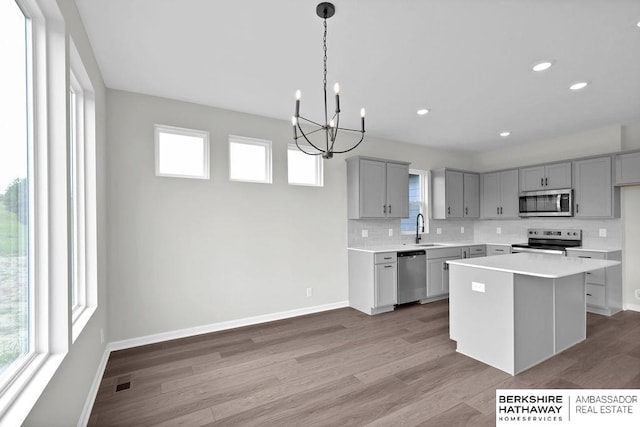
573 156 619 218
615 151 640 185
346 156 409 219
520 162 571 191
481 169 519 219
432 169 479 219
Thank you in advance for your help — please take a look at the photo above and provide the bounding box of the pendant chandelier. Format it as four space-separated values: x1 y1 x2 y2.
292 2 365 160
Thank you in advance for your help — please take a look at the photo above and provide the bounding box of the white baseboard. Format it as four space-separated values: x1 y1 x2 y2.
624 303 640 312
77 344 112 427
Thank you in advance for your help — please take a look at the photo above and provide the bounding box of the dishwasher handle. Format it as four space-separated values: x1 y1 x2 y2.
397 250 426 257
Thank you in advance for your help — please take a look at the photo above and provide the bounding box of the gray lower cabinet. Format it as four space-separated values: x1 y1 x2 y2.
573 156 619 218
520 162 571 191
486 244 512 256
615 151 640 185
425 247 462 300
346 156 410 219
481 169 519 219
462 245 486 258
348 250 397 315
565 249 622 316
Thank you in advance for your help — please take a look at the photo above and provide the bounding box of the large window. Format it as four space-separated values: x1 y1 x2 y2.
287 144 323 187
0 0 32 384
69 38 98 341
401 170 429 234
229 135 272 183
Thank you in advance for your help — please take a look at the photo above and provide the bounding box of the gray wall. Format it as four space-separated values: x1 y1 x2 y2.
106 90 476 342
23 0 109 426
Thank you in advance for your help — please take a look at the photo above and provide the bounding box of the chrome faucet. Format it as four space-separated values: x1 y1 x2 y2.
415 213 424 244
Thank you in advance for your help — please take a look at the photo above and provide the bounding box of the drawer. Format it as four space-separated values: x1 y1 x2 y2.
586 284 606 308
375 252 397 264
426 247 462 259
585 267 605 285
470 246 486 256
487 245 511 256
567 250 606 260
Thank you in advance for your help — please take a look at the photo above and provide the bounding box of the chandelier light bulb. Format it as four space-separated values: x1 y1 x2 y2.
295 90 301 100
292 116 297 126
333 83 340 94
329 119 335 128
360 108 366 118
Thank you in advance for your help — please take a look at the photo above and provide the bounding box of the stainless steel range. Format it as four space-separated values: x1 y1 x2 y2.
511 228 582 255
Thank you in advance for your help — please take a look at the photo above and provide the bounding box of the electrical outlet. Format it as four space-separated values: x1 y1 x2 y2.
436 227 442 235
388 229 393 237
460 226 465 234
100 328 104 344
635 289 640 300
306 287 313 297
362 229 368 238
599 228 607 237
496 227 502 235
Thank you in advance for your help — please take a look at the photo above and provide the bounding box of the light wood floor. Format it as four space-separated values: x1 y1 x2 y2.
88 301 640 426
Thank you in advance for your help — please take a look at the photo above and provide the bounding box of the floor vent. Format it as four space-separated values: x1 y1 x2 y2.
115 381 131 392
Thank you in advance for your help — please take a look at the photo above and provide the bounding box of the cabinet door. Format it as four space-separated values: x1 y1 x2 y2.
386 162 409 218
359 159 387 218
463 173 480 218
375 263 397 307
520 166 545 191
574 157 612 218
545 162 572 189
427 258 446 297
481 172 501 219
445 170 464 218
615 151 640 185
500 169 520 218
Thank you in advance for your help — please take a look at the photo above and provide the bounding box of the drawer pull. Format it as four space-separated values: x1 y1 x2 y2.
586 272 592 275
495 249 504 252
384 257 393 260
579 256 591 259
586 293 593 296
384 265 393 268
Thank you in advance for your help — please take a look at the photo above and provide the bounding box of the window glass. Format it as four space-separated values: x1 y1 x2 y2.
155 125 210 179
401 170 428 233
287 145 323 186
229 136 272 183
0 0 31 377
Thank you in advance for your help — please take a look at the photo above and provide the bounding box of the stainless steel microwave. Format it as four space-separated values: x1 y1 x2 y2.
518 189 573 217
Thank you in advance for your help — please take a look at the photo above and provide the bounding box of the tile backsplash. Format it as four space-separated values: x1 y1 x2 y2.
348 217 622 249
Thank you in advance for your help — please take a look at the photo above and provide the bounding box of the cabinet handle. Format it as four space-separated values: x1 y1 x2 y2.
495 249 504 252
541 177 544 187
545 177 548 186
500 207 503 215
586 272 592 275
496 206 499 215
465 207 468 215
579 256 591 259
384 265 393 268
384 257 393 260
448 207 451 215
576 203 579 214
388 204 392 214
586 293 593 296
383 204 387 214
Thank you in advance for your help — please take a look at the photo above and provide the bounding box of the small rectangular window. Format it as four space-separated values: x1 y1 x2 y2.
287 144 323 187
155 124 210 179
401 170 429 234
229 135 272 183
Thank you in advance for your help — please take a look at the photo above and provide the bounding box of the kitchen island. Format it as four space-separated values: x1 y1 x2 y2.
447 253 620 375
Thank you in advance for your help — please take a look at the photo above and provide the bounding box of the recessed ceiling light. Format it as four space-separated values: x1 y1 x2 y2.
417 109 430 116
532 61 553 72
569 81 589 91
499 131 511 137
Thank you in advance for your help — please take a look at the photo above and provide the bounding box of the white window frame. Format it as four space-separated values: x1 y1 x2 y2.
69 37 97 342
228 135 273 184
1 0 70 424
287 144 324 187
401 169 429 235
154 124 210 180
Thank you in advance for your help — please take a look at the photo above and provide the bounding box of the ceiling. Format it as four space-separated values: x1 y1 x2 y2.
75 0 640 153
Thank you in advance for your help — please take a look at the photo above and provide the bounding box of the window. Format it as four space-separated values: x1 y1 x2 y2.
401 170 429 234
287 144 323 187
69 38 98 341
155 125 210 179
229 135 272 183
1 0 32 387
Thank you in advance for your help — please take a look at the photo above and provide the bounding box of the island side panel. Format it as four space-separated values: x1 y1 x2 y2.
554 273 586 353
513 275 555 374
449 265 516 375
348 250 375 315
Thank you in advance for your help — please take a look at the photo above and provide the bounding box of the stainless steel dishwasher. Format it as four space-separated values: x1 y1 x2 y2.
397 250 427 304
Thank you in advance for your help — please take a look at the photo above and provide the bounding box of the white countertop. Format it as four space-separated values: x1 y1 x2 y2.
447 252 620 279
347 241 483 253
565 246 621 253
